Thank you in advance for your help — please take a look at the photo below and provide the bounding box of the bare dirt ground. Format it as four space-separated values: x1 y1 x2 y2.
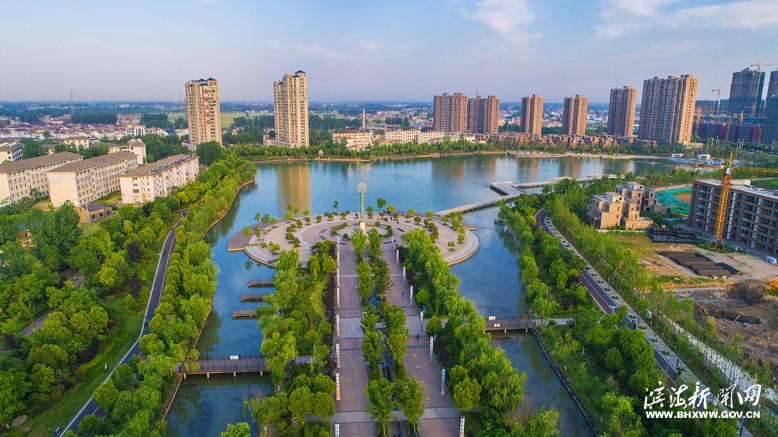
694 284 778 380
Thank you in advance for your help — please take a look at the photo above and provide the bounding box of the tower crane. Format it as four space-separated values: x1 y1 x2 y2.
713 151 778 248
712 89 722 116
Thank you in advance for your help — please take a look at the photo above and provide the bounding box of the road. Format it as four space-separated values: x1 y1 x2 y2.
535 209 677 377
61 217 182 435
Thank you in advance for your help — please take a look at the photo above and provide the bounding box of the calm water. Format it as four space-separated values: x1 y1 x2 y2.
165 155 675 436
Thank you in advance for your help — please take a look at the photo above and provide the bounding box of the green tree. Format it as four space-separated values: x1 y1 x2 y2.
94 379 120 412
452 375 481 411
518 407 560 437
196 141 223 166
377 198 386 209
221 422 251 437
0 366 28 424
395 377 425 434
288 386 314 428
365 379 397 437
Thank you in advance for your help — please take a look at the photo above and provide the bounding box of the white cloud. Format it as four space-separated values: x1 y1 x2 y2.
594 0 778 39
464 0 541 49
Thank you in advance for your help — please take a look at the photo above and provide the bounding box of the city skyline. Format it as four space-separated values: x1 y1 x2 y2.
1 0 776 102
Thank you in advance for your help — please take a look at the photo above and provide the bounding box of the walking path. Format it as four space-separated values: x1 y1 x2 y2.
333 247 374 435
382 247 460 436
536 209 754 435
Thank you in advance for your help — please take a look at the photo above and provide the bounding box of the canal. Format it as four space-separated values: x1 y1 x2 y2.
165 154 676 436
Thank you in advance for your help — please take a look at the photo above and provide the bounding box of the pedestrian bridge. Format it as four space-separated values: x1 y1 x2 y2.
175 354 312 377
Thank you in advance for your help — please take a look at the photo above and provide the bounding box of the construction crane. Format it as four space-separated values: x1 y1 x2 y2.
714 152 778 248
712 89 722 116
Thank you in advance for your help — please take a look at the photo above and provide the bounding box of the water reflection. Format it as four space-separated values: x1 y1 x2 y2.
277 164 311 212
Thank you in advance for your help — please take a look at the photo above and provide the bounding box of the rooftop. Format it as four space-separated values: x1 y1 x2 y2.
121 154 196 177
47 152 136 173
0 142 22 151
0 152 82 174
696 179 778 200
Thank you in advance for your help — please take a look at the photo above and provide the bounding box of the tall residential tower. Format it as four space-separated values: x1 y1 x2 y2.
273 71 309 148
466 95 500 134
729 68 766 116
185 78 222 145
638 75 698 144
521 94 543 135
607 86 637 137
562 95 588 136
433 93 467 133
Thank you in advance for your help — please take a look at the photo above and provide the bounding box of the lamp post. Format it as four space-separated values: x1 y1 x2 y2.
358 182 367 234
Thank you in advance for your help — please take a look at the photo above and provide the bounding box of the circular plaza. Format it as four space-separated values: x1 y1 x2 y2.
227 212 479 267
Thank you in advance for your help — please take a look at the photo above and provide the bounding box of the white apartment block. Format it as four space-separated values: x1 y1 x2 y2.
332 131 373 150
0 142 24 162
47 152 138 207
108 139 147 165
120 154 199 204
382 129 449 144
0 152 83 205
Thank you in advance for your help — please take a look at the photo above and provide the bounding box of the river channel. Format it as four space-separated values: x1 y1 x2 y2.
165 154 677 436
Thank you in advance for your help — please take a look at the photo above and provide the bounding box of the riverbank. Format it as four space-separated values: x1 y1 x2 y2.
245 150 510 165
511 151 666 160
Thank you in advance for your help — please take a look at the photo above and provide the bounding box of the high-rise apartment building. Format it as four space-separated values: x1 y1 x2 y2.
729 68 765 116
768 71 778 99
466 95 500 134
185 78 222 146
765 96 778 145
562 95 588 136
638 75 698 144
273 71 309 148
521 95 544 135
607 86 637 137
433 93 467 134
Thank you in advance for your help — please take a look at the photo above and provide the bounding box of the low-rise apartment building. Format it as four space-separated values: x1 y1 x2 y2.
0 142 24 162
614 181 658 214
61 136 90 149
108 139 147 165
332 131 373 150
0 152 83 205
382 129 449 144
119 154 199 204
688 179 778 255
47 152 138 207
588 191 653 230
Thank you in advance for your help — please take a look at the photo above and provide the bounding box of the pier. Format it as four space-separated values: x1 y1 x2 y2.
241 292 272 302
232 310 256 319
175 355 312 377
248 279 274 287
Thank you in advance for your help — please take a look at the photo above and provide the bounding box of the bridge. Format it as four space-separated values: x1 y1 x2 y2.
483 316 573 333
233 309 256 318
175 355 312 378
436 175 622 217
248 279 274 287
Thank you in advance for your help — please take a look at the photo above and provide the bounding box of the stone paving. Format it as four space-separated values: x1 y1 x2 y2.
238 215 479 268
381 247 461 436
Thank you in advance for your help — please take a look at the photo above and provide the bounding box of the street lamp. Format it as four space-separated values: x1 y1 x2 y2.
357 182 367 234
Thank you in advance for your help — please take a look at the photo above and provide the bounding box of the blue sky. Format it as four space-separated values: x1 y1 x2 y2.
1 0 776 102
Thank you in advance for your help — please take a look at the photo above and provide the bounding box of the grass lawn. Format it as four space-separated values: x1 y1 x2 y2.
220 111 245 127
96 191 122 205
751 178 778 190
24 294 143 436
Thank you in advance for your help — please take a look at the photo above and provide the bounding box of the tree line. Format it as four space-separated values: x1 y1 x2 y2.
68 155 256 436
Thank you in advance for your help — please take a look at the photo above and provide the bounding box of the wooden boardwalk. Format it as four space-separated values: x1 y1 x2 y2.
241 292 272 302
483 316 537 332
233 309 256 318
175 355 312 377
248 280 274 287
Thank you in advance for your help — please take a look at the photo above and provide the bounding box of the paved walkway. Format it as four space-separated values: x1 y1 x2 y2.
334 248 373 435
382 248 460 436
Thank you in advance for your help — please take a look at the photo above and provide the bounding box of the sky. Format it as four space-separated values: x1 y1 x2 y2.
1 0 776 103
